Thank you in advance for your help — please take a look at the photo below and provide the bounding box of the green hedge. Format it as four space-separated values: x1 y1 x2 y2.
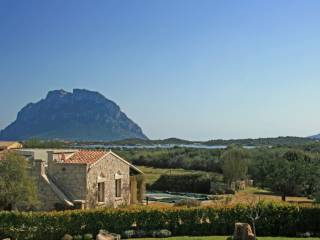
150 174 212 193
0 203 320 240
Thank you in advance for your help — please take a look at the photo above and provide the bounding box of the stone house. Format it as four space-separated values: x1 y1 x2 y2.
21 149 143 211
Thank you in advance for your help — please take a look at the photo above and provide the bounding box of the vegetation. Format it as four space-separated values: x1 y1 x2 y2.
150 173 215 194
23 138 68 148
115 148 223 172
134 237 320 240
1 203 320 239
137 166 212 186
0 152 38 211
79 136 316 147
250 149 320 201
117 145 320 200
221 147 249 187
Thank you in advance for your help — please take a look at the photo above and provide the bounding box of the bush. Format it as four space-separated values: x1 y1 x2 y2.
83 233 93 240
152 229 172 238
0 203 320 239
122 229 171 238
174 199 201 207
122 230 136 238
61 234 73 240
73 235 82 240
150 173 213 193
313 191 320 203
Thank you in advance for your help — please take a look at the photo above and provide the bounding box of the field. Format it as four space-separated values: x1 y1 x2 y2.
202 187 313 206
134 237 320 240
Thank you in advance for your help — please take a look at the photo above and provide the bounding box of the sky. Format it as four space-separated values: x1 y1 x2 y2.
1 0 320 140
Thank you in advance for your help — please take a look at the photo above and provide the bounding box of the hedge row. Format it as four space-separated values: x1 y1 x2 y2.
1 203 320 240
150 174 212 193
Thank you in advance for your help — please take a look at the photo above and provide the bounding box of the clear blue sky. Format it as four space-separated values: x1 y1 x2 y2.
1 0 320 140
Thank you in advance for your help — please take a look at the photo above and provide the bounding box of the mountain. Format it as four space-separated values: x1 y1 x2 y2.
0 89 148 141
309 134 320 140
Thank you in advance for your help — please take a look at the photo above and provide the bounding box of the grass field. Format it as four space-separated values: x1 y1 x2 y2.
134 237 320 240
204 187 313 205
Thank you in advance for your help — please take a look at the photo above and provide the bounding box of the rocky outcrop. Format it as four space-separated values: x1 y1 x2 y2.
233 223 255 240
0 89 147 141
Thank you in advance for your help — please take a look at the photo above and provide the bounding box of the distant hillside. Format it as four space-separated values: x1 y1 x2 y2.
0 89 148 141
204 136 316 146
76 137 196 146
309 134 320 140
76 136 316 147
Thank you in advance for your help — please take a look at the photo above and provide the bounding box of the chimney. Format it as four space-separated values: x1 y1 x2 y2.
47 151 54 162
33 159 45 176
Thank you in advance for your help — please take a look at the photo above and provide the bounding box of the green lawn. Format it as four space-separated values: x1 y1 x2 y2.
134 237 320 240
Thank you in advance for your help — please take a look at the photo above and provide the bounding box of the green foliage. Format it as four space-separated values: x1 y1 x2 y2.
90 136 316 148
150 173 214 193
23 138 68 148
221 147 249 186
0 152 38 210
115 145 320 198
114 147 223 172
61 234 73 240
173 199 201 208
250 149 320 200
313 191 320 203
0 204 319 239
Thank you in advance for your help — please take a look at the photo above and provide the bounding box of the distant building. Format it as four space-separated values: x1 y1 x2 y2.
19 149 143 211
0 141 22 151
0 141 23 160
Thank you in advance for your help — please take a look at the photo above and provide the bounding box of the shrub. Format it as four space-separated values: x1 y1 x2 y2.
152 229 172 238
61 234 73 240
1 203 320 239
313 191 320 203
174 199 201 207
150 173 212 193
73 235 82 240
83 233 93 240
122 230 135 239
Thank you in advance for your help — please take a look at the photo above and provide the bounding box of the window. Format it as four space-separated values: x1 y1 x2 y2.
98 182 105 202
115 179 121 197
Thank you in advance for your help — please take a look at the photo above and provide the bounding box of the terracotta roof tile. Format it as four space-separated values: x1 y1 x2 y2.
62 150 107 165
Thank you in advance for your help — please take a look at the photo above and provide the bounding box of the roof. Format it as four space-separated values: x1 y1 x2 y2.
108 151 144 174
56 149 143 174
62 150 107 165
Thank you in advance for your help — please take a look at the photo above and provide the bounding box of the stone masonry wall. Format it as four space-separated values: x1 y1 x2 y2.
31 160 64 211
47 161 87 201
86 153 130 208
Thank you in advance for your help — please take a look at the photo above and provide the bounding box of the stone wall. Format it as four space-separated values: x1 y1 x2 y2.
31 160 64 211
47 160 87 201
86 153 131 208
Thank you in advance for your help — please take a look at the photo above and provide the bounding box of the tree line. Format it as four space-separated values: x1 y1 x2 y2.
116 145 320 201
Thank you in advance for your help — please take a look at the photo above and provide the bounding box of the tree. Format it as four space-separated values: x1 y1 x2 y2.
221 147 249 187
263 150 319 201
0 152 38 210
